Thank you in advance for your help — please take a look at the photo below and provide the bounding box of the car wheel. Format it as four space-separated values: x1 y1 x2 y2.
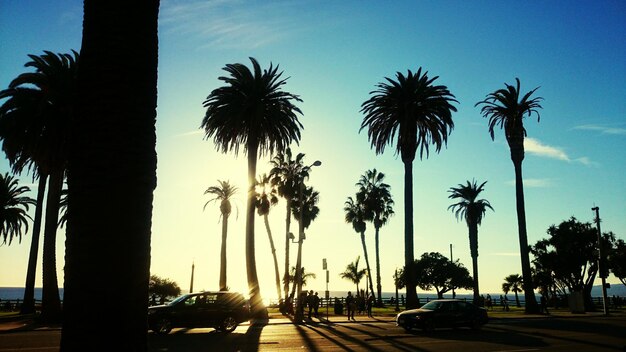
402 323 413 332
422 319 434 332
153 318 172 334
220 316 238 333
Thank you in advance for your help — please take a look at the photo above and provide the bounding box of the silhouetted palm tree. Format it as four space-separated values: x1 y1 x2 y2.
503 274 523 307
269 148 307 299
448 179 493 305
340 256 367 294
360 68 457 309
62 1 159 348
291 184 320 304
357 169 394 305
0 172 35 244
476 78 543 313
344 196 375 299
202 57 303 317
254 173 282 302
204 180 238 291
286 266 316 295
0 50 78 320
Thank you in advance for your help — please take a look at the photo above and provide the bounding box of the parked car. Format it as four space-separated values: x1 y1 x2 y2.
148 291 250 334
396 299 488 332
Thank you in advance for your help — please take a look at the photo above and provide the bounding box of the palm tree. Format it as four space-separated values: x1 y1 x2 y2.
204 180 238 291
269 148 308 299
360 68 457 309
476 78 543 313
448 179 493 305
61 1 159 348
286 266 317 295
344 195 375 300
503 274 524 307
357 169 394 305
0 172 35 244
254 173 282 302
340 256 367 294
0 50 78 320
202 57 303 317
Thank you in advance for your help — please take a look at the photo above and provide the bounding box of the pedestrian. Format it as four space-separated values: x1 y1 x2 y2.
486 294 492 310
307 290 314 319
540 295 549 314
313 292 320 317
503 295 510 311
346 291 356 321
366 294 374 317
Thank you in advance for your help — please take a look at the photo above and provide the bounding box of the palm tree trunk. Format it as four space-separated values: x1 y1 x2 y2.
283 200 292 300
219 212 229 291
403 160 418 309
360 231 375 301
469 221 480 304
294 186 305 321
61 1 159 348
375 226 382 306
512 159 539 313
21 174 47 314
246 143 265 318
264 214 282 302
41 169 63 322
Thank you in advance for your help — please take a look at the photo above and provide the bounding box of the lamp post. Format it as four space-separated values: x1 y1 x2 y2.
294 160 321 323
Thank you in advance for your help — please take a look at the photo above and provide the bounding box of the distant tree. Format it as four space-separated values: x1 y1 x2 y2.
149 275 181 302
530 217 616 311
360 68 457 309
357 169 394 305
502 274 523 307
202 57 303 317
608 239 626 286
406 252 473 299
204 180 238 291
448 179 493 304
0 172 35 244
344 195 375 299
340 256 367 294
476 78 543 313
286 266 316 295
290 184 320 304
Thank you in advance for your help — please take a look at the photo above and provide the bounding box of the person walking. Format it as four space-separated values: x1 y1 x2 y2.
313 292 320 317
346 291 356 321
307 290 314 319
366 294 374 317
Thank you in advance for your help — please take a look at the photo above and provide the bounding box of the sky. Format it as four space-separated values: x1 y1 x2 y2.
1 0 625 303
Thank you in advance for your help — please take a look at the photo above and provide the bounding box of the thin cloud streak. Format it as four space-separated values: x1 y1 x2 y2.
524 137 591 165
573 124 626 136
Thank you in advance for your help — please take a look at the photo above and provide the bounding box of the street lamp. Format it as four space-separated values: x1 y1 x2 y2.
294 160 321 323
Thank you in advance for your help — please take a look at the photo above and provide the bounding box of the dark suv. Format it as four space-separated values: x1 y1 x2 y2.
148 291 250 334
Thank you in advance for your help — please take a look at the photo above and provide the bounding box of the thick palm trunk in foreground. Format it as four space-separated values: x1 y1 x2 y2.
219 213 229 291
403 160 418 309
246 144 265 318
61 1 159 349
41 169 63 322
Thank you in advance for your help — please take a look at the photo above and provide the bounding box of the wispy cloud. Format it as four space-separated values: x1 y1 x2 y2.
174 130 204 138
524 137 591 165
506 178 553 188
573 124 626 136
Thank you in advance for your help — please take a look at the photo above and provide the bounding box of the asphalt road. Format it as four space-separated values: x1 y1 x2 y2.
1 316 625 351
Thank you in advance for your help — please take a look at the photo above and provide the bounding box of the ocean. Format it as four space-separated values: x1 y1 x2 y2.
0 287 63 301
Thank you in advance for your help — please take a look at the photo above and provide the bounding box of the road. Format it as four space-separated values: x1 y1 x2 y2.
1 316 625 351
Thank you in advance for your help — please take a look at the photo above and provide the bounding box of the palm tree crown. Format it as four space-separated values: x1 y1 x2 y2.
448 180 493 226
204 180 238 219
357 169 394 227
0 172 35 244
340 256 367 292
344 196 366 234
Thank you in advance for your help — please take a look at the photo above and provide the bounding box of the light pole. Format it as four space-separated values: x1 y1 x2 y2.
294 160 321 323
592 206 609 315
450 244 455 299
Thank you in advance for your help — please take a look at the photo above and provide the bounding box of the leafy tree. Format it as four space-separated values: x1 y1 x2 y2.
608 239 626 286
476 78 543 313
202 57 303 317
360 68 457 309
285 266 316 295
340 256 367 294
254 173 282 302
204 180 238 291
357 169 394 305
448 179 493 304
530 217 616 311
344 195 375 299
502 274 523 307
407 252 473 299
149 275 181 302
61 1 159 349
0 172 35 244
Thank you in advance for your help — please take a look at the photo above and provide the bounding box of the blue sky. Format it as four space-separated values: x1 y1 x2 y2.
1 1 625 301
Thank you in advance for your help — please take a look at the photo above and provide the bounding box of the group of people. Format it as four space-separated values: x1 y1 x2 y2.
345 291 375 320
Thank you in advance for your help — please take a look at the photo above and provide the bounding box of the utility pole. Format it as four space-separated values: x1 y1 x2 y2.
189 261 195 294
450 244 456 299
592 206 609 315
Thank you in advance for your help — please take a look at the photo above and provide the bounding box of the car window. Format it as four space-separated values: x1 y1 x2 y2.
421 301 442 310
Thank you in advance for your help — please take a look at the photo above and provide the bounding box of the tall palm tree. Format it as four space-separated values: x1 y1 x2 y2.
448 179 493 305
61 1 159 348
0 172 35 245
476 78 543 313
340 256 367 294
254 173 282 302
360 68 457 309
357 169 394 305
502 274 524 307
202 57 303 317
0 50 78 320
344 196 375 300
269 148 308 299
204 180 238 291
